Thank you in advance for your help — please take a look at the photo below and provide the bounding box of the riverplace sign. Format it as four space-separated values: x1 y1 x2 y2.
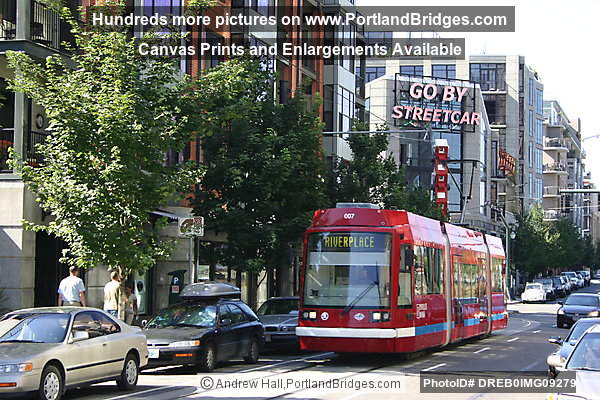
391 83 481 126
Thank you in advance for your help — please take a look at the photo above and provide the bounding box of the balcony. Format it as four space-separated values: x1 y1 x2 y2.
0 128 49 173
543 186 562 197
543 162 568 175
543 138 568 152
1 0 76 52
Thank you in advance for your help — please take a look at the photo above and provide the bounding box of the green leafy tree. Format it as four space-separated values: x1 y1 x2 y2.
512 205 551 276
191 57 328 298
6 4 204 274
328 120 445 220
548 218 584 270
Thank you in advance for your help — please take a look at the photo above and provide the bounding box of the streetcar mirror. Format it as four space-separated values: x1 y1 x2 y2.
548 336 562 345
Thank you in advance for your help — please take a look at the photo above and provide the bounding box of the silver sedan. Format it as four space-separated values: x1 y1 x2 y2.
0 307 148 400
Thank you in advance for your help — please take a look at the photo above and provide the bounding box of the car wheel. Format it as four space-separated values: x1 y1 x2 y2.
116 353 139 391
39 364 63 400
244 338 260 364
198 342 217 372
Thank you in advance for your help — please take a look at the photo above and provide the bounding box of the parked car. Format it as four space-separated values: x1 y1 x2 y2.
142 282 264 372
534 278 557 301
550 324 600 399
561 272 581 290
521 282 547 303
547 317 600 378
557 293 600 328
577 270 591 286
256 296 299 348
0 307 148 400
550 276 568 298
575 273 586 288
594 269 600 279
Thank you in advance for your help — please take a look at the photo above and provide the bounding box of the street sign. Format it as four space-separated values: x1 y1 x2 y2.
178 216 205 237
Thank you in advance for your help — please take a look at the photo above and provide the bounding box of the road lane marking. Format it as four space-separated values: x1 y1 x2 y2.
235 352 334 373
533 330 541 333
507 337 519 342
474 347 490 354
422 363 446 371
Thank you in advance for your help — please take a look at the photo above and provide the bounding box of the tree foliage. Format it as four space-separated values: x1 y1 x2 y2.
7 6 203 274
191 58 328 274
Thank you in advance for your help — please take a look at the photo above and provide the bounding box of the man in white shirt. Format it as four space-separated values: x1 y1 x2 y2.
104 270 122 318
57 266 87 306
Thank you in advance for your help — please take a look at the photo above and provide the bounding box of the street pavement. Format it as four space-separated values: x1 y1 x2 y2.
58 280 600 400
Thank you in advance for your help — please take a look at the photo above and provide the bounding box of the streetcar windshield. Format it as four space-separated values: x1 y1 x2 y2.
303 232 391 308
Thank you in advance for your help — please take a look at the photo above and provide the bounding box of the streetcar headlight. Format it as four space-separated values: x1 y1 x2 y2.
302 311 309 319
372 312 381 321
309 311 317 319
382 312 390 321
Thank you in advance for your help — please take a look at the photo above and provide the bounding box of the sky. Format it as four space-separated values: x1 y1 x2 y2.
359 0 600 184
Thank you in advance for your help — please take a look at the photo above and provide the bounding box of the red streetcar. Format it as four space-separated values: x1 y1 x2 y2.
297 203 508 353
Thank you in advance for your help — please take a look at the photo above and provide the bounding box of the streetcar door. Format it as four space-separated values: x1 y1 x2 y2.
451 259 466 340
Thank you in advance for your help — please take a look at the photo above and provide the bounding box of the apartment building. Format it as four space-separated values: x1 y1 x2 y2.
582 172 600 241
542 100 586 233
365 55 545 227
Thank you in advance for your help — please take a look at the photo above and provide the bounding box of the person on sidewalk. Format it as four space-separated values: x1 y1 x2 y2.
57 266 87 307
103 270 122 318
123 285 138 325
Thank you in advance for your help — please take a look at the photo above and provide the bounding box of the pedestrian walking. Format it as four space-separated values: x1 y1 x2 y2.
103 270 122 318
123 285 138 325
57 266 87 307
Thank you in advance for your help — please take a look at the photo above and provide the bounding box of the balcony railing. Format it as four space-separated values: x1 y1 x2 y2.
1 0 76 52
543 186 561 196
0 129 49 172
543 162 567 173
544 138 567 149
0 0 17 40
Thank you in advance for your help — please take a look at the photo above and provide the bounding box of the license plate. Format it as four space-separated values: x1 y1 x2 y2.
265 334 271 343
148 348 160 359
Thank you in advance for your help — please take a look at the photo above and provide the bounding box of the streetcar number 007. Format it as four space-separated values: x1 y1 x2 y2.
343 213 355 219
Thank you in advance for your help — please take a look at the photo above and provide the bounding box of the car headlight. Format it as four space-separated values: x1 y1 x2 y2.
168 340 201 348
0 363 33 374
557 308 565 315
588 310 600 317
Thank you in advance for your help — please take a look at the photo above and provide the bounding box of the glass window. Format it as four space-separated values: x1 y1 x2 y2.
72 311 118 339
0 313 70 343
398 245 413 307
566 333 600 370
205 31 223 68
228 304 249 324
491 258 504 292
364 31 392 48
483 94 506 125
304 232 391 308
146 304 217 328
92 312 121 335
528 142 533 168
257 299 299 315
529 110 534 136
469 63 506 91
536 88 543 115
432 64 456 79
365 66 385 83
399 65 423 77
529 79 534 105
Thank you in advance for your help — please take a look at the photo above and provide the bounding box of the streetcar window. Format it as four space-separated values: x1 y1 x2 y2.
304 232 392 308
414 246 444 295
398 271 412 307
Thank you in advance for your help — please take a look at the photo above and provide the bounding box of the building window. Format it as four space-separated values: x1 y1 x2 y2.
364 31 392 48
432 64 456 79
536 119 543 145
528 109 534 136
528 78 534 106
365 66 385 83
399 65 423 77
337 86 355 132
536 88 543 115
325 20 355 72
205 31 223 68
529 172 533 199
528 142 533 168
470 63 506 91
483 94 506 125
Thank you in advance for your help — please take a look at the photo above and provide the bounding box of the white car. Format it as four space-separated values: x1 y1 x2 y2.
521 283 547 303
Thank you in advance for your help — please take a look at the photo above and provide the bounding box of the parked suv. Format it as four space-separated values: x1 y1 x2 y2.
550 276 568 298
142 282 264 372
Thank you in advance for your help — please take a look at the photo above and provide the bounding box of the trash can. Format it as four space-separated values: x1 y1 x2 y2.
167 270 187 306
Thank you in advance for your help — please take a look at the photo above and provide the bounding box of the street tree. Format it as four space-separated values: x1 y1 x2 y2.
512 205 551 276
7 3 204 275
191 57 328 301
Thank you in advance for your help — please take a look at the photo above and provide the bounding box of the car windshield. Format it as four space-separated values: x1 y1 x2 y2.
552 278 562 285
526 283 542 290
0 313 70 343
146 304 217 329
257 299 299 316
303 232 392 308
563 272 576 278
565 296 600 307
567 333 600 370
567 321 599 343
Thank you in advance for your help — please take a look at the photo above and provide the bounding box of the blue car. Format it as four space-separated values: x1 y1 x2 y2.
547 317 600 378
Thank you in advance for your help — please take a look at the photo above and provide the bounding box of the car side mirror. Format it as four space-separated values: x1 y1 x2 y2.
548 336 562 345
220 318 232 327
70 330 89 343
141 319 148 328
